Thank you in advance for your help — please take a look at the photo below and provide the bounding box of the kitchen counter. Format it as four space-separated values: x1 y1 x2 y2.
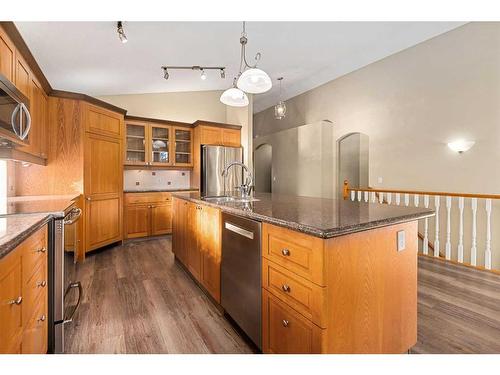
124 188 198 193
172 192 434 239
0 194 79 259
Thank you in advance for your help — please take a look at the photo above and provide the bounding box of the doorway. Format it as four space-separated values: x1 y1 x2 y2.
254 143 272 193
337 133 369 197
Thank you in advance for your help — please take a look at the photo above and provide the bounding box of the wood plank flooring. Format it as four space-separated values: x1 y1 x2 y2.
65 237 500 354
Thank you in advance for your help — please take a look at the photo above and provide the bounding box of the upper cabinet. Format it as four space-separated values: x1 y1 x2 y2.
85 104 123 139
124 119 193 167
199 125 241 147
14 53 30 98
0 26 16 82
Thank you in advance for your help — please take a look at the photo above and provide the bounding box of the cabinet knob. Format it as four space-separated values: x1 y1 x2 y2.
281 284 291 293
281 248 290 256
37 280 47 288
37 247 46 253
8 296 22 305
38 315 46 322
282 319 289 327
86 197 91 201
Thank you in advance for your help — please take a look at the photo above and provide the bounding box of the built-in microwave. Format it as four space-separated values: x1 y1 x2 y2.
0 72 31 146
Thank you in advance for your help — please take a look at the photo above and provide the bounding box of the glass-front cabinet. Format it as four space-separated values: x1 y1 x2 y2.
124 120 193 167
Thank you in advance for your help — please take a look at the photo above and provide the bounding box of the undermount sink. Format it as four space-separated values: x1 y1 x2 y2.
202 196 260 203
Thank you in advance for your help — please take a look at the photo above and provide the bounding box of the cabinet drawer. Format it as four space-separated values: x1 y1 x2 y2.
124 192 172 205
262 289 325 354
21 226 47 284
263 258 327 328
262 223 325 286
22 292 47 354
23 260 47 324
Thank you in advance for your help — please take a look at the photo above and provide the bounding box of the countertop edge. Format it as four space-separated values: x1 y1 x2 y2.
0 214 54 260
172 193 435 239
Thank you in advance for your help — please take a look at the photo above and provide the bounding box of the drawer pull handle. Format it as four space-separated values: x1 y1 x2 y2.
281 284 291 293
37 280 47 288
281 248 290 256
282 319 289 327
8 296 22 305
38 315 46 322
36 247 46 253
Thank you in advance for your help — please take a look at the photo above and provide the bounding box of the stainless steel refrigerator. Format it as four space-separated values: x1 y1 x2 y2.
201 145 243 197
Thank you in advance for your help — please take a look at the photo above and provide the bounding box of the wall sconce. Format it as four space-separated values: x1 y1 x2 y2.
447 140 475 154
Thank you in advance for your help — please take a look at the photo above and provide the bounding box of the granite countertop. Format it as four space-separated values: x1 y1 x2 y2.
172 192 435 239
124 188 198 193
0 194 79 259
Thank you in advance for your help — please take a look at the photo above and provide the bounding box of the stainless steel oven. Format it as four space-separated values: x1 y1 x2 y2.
49 206 83 353
0 73 31 145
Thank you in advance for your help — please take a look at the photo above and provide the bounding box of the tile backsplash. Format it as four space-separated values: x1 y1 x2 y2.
124 170 191 191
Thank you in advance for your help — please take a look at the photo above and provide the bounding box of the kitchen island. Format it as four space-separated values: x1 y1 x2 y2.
171 192 434 354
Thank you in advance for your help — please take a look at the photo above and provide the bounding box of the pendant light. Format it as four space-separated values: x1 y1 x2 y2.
274 77 287 120
236 22 272 94
220 78 249 107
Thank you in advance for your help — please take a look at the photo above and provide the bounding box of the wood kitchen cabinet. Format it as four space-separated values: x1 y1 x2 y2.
0 25 16 83
172 197 222 303
124 119 193 167
124 192 173 239
0 225 48 354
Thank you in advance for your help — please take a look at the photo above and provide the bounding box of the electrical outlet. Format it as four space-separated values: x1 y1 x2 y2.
397 230 406 251
378 177 383 184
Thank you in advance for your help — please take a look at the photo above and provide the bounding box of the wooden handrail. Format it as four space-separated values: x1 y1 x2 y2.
343 180 500 200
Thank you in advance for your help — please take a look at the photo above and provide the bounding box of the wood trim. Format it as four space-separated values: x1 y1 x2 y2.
0 22 52 94
50 90 127 115
192 120 242 130
419 253 500 276
125 115 192 128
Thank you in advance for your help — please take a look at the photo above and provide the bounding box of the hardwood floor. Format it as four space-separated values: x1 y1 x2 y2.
64 237 254 354
65 237 500 354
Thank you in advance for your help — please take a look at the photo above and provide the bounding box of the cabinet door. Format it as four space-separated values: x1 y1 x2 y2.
150 125 172 166
125 122 148 167
173 127 193 166
125 204 150 239
199 205 221 302
15 53 30 99
187 203 202 281
0 25 16 83
151 204 172 236
172 199 189 266
222 129 241 147
85 197 122 251
0 251 23 354
20 77 48 158
200 126 222 145
85 103 123 139
21 293 47 354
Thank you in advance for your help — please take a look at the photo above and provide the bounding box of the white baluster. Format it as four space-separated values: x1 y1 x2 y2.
457 197 464 263
423 195 429 255
357 191 362 202
395 193 401 205
471 198 477 266
387 192 392 205
371 191 376 203
445 196 452 260
350 190 355 201
485 199 492 270
364 191 369 203
404 193 410 206
378 192 384 204
414 194 419 207
434 196 440 257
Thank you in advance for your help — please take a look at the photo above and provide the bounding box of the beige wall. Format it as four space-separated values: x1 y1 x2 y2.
98 90 253 168
254 22 500 195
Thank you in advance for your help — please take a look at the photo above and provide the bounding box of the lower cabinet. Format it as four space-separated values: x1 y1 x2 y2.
172 198 221 303
0 225 48 354
124 192 173 239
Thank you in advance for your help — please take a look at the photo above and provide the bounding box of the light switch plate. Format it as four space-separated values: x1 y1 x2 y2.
397 230 406 251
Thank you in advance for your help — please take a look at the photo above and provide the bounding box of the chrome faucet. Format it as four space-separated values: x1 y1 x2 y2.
221 162 253 198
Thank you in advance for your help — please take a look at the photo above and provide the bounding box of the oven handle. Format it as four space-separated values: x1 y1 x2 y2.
64 208 82 225
63 281 83 325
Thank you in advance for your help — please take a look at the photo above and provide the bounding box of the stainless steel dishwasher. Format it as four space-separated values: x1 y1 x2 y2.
221 212 262 349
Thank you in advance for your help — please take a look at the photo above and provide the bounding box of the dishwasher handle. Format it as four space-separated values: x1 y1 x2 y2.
224 222 254 240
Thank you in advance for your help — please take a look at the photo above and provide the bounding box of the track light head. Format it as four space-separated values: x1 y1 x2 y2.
220 69 226 79
200 69 207 80
162 67 169 80
117 21 128 44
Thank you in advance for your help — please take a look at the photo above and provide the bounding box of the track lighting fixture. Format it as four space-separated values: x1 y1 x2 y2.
161 65 226 81
117 21 127 44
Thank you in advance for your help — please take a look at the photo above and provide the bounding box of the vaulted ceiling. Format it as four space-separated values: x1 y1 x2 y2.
16 21 465 113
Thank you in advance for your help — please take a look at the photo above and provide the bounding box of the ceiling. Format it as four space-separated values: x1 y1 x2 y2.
16 22 465 113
